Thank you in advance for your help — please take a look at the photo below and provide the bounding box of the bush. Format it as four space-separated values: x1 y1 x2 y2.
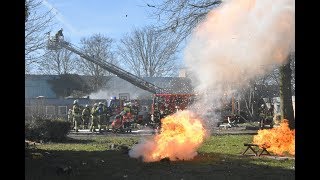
25 117 71 142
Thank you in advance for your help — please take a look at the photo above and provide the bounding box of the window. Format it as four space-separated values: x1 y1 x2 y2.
46 106 55 115
58 106 67 115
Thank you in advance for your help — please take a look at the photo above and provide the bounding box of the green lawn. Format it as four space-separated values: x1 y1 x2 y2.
25 134 295 180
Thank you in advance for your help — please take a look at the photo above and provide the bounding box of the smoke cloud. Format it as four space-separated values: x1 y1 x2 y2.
185 0 295 123
88 85 152 100
128 0 295 162
89 89 117 99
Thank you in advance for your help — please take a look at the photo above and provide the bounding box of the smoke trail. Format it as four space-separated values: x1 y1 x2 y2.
185 0 295 123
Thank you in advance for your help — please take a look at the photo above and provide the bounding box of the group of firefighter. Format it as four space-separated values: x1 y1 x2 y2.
68 99 135 133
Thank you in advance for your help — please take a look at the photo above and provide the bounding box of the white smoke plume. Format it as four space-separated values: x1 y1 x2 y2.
128 0 295 162
185 0 295 123
89 89 116 99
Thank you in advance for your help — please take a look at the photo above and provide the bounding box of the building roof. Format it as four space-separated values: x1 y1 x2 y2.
25 75 57 98
25 74 194 99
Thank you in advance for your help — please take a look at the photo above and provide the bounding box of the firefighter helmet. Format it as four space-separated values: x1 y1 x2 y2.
85 104 89 108
73 100 78 104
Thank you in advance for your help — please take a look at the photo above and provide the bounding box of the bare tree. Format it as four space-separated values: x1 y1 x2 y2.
238 80 264 122
25 0 30 22
148 0 222 42
290 53 295 93
241 87 257 121
280 53 295 129
258 54 295 93
77 34 117 92
237 54 295 123
25 0 55 73
118 26 179 77
37 45 77 75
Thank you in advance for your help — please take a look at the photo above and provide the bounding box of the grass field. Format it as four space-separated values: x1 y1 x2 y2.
25 134 295 180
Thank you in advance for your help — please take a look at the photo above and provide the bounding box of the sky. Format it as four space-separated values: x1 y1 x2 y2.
41 0 160 46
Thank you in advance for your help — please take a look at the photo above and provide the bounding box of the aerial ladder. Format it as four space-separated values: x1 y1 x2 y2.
46 31 164 94
47 31 195 127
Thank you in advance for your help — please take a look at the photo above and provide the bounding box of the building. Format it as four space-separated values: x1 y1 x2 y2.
25 74 194 119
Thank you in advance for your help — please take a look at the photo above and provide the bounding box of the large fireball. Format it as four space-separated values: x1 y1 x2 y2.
253 119 295 156
129 110 207 162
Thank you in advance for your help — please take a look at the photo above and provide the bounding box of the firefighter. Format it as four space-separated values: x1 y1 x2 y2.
138 106 149 125
266 104 275 128
55 28 63 42
90 103 99 132
82 104 90 129
67 108 73 126
72 100 81 132
104 101 111 131
102 102 109 131
259 104 267 129
97 102 104 132
123 102 131 113
111 115 123 132
122 107 133 132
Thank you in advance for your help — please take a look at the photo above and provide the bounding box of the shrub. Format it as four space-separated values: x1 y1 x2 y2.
25 117 71 142
45 118 72 141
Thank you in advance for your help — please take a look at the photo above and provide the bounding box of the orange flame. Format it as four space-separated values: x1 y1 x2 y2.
129 110 207 162
253 119 295 155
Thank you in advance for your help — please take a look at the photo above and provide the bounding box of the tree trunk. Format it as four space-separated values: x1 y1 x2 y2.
279 57 295 129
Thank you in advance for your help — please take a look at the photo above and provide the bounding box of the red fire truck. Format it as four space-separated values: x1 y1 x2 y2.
150 93 196 125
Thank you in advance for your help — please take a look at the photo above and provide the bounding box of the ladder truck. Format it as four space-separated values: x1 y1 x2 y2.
47 33 164 94
47 31 195 127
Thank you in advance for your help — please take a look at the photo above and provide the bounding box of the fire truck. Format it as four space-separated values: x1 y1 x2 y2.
47 31 195 129
106 96 140 120
150 94 195 124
